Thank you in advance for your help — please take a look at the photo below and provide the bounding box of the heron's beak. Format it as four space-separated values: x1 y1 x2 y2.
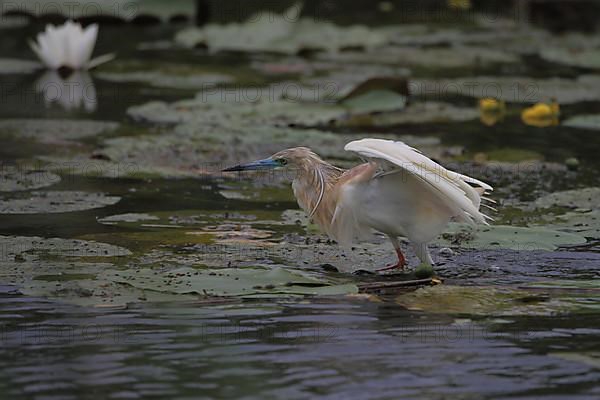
222 158 278 172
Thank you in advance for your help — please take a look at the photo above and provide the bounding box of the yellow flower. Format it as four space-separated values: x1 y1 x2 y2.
479 98 506 126
521 99 560 127
479 98 505 112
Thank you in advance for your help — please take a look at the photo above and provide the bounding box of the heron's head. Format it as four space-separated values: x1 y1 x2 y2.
222 147 322 172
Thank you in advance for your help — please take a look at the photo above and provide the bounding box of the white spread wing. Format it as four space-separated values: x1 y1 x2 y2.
344 138 493 226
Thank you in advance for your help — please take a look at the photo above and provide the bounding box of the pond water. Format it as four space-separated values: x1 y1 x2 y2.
1 9 600 400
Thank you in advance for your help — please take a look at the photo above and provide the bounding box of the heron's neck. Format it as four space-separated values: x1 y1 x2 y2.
292 160 344 229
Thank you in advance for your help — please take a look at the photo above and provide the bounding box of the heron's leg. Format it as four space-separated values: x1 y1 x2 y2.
412 242 433 266
377 236 407 272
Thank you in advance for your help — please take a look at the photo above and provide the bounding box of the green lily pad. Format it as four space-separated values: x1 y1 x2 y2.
0 167 61 192
37 155 144 179
0 119 119 145
127 89 345 126
127 101 186 124
4 260 195 307
102 266 357 297
437 224 587 251
0 191 120 214
485 148 544 163
96 71 233 90
0 58 41 74
563 115 600 130
412 75 600 104
539 210 600 239
0 235 131 262
175 4 386 54
98 213 160 225
540 48 600 69
7 0 194 21
21 276 198 307
534 187 600 209
341 90 407 114
396 283 600 316
319 45 519 68
95 125 347 178
337 101 478 127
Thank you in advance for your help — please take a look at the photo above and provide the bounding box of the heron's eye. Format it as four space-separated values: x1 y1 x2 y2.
280 159 288 166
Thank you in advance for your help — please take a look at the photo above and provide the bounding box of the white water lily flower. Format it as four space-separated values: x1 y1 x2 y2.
29 21 114 70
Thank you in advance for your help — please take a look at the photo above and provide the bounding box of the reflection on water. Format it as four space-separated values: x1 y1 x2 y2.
36 70 97 112
1 291 600 399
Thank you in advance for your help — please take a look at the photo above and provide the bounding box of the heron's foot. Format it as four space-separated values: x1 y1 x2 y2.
376 248 407 272
376 263 406 272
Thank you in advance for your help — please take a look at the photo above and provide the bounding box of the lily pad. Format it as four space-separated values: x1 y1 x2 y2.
484 148 543 163
103 266 357 297
0 58 41 74
37 155 143 179
127 89 345 127
5 0 194 21
0 191 120 214
341 90 407 114
337 101 478 127
0 166 61 192
412 75 600 104
175 4 386 54
0 119 119 145
0 235 131 262
96 71 233 90
540 210 600 239
2 260 194 307
96 125 347 178
396 283 600 316
437 224 587 251
534 187 600 209
98 213 160 225
563 115 600 131
320 45 519 68
21 275 198 307
540 48 600 70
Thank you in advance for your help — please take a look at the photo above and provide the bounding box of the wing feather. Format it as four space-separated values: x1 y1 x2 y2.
344 138 493 226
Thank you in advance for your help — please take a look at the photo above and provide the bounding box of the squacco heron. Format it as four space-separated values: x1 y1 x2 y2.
224 139 493 270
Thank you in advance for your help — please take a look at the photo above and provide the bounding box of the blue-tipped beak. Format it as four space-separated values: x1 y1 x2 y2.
222 158 279 172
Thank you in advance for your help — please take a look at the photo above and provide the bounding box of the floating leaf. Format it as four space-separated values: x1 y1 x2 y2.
563 115 600 131
319 45 519 68
0 167 60 192
437 224 587 251
0 191 120 214
8 0 194 22
175 4 386 54
338 102 478 127
98 213 160 225
341 90 407 114
96 71 233 90
534 187 600 209
103 266 357 297
0 58 41 74
539 210 600 239
396 283 600 316
0 119 119 145
0 235 131 262
540 48 600 69
413 75 600 104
